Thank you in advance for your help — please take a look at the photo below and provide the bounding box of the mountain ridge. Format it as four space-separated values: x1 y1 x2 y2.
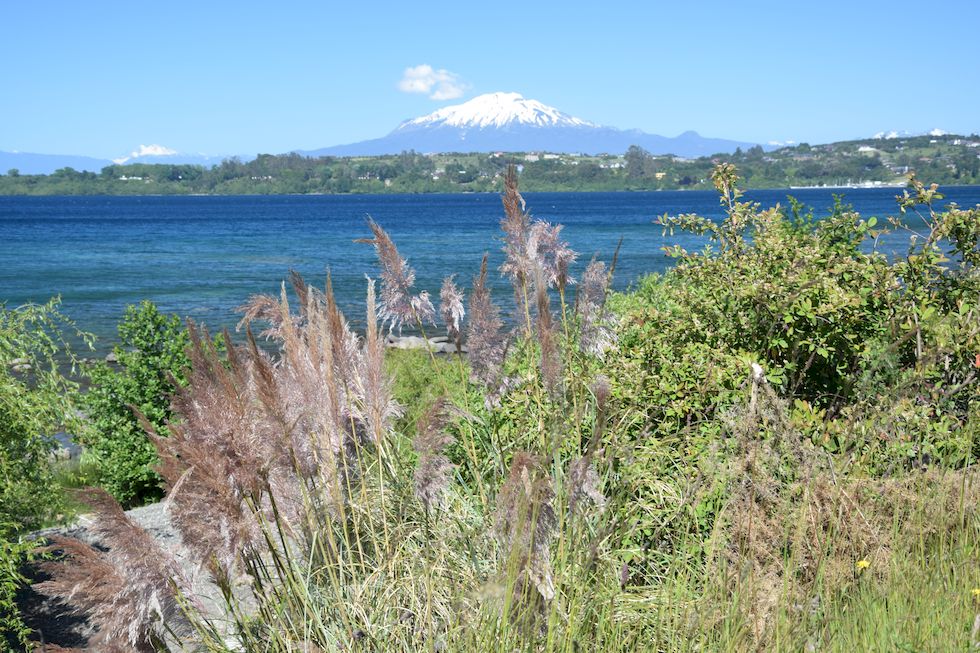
0 147 246 176
302 92 762 158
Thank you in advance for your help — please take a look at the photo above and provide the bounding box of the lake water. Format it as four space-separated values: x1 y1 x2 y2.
3 186 980 355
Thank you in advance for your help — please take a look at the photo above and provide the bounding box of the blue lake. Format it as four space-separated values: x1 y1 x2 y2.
2 186 979 355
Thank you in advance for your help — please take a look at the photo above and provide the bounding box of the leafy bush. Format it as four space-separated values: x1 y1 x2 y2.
80 301 189 506
0 538 34 649
654 165 898 405
0 298 87 647
605 165 980 583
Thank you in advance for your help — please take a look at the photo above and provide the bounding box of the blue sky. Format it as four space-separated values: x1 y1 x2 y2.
2 0 978 158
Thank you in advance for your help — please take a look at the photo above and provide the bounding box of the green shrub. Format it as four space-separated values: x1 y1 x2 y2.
605 166 980 580
80 301 189 506
0 537 34 649
0 298 87 647
655 166 898 406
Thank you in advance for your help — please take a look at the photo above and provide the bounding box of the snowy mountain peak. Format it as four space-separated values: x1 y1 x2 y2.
112 144 179 164
396 92 597 131
307 92 761 157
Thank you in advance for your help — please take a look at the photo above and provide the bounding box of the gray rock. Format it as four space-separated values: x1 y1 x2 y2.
50 432 82 461
385 335 466 354
24 500 245 649
389 336 427 350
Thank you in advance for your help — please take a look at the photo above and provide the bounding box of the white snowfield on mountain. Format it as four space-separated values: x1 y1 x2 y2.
398 92 597 131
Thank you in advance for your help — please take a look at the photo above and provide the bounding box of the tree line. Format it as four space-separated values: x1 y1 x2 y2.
2 133 979 195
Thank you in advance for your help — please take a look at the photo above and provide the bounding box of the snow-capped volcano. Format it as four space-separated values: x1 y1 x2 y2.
112 144 179 164
397 92 597 130
111 144 235 167
304 92 762 157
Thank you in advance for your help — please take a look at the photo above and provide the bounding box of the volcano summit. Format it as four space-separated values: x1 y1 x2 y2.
304 92 759 157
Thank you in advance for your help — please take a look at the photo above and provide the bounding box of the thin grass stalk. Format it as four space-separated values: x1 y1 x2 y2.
413 318 490 512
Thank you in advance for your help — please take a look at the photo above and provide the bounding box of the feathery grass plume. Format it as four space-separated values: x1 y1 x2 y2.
567 456 606 516
590 373 611 411
567 375 611 518
482 374 522 411
35 488 189 653
500 166 579 329
357 218 436 333
158 271 400 584
527 220 577 292
157 313 347 579
243 272 363 455
412 398 455 513
534 264 562 395
235 270 311 340
236 292 288 339
500 166 531 281
359 276 401 444
500 165 534 325
318 271 364 404
467 254 507 386
151 324 279 580
439 274 465 350
576 258 616 356
494 452 557 616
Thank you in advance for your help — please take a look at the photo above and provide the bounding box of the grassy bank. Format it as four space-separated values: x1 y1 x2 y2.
5 164 979 650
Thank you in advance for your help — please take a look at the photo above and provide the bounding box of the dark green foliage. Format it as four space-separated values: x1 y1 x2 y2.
0 300 86 531
0 538 33 649
0 298 87 647
658 165 897 406
80 301 190 506
606 165 980 580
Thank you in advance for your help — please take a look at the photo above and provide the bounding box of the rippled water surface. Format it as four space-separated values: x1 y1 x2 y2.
3 186 979 354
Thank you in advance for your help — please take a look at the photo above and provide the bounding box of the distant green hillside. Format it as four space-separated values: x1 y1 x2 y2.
2 133 978 195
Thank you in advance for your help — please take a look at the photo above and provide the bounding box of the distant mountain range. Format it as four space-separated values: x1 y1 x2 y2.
0 151 113 176
4 92 962 176
0 146 241 175
301 92 761 158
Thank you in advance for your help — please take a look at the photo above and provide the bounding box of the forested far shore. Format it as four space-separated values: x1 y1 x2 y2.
3 132 980 195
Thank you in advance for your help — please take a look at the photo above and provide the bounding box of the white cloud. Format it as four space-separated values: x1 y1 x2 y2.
112 143 178 164
134 144 177 157
398 64 468 100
